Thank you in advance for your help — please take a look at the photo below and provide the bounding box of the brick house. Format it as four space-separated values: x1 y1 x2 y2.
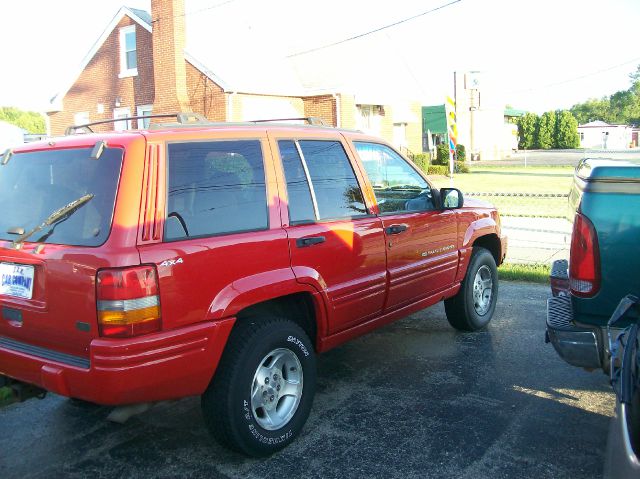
47 0 422 154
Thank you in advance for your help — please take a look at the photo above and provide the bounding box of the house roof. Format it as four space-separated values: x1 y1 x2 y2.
128 8 151 25
48 6 152 111
578 120 630 128
49 3 426 110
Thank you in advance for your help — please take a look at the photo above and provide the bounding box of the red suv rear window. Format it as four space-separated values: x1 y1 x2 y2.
0 147 123 246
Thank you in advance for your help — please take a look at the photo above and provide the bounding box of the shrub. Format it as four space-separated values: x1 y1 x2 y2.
555 111 580 149
412 153 431 172
435 143 450 166
537 111 556 149
517 112 538 149
454 161 469 173
455 144 466 162
426 165 448 175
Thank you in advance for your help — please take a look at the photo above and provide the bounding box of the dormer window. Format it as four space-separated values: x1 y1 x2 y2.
119 25 138 78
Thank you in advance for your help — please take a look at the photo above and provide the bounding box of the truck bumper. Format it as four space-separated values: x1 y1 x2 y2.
605 401 640 479
546 295 602 369
0 318 235 405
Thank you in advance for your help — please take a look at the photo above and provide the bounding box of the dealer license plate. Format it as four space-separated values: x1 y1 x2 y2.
0 263 35 299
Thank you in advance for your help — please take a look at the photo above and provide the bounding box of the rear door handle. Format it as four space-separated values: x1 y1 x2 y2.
296 236 326 248
385 224 408 235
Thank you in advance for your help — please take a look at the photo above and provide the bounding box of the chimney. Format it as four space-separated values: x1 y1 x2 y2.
151 0 191 115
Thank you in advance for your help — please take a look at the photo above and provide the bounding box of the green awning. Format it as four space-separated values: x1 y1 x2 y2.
422 105 447 135
504 108 527 118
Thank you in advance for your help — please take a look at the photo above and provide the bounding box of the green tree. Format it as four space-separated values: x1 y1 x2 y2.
537 111 555 149
609 83 640 125
517 112 537 149
570 63 640 125
0 106 46 133
555 111 580 149
455 144 466 162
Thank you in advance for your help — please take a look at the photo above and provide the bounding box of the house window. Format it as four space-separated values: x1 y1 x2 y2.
356 104 384 135
119 25 137 78
113 107 132 131
136 104 153 128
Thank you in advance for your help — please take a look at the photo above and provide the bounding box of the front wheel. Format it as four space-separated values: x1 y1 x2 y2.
201 317 316 457
445 246 498 331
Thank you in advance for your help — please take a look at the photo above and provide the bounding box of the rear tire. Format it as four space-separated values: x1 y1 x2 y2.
445 247 498 331
201 316 316 457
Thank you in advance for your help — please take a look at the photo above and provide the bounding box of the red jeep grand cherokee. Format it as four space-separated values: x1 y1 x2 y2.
0 115 506 456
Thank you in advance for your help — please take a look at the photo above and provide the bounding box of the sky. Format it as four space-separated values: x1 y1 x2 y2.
1 0 639 114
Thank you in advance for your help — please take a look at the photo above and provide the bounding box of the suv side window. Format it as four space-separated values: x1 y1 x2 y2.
279 139 367 223
165 140 267 240
278 140 317 224
354 142 434 214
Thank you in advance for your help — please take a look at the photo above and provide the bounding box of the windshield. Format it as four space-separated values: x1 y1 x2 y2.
0 146 123 246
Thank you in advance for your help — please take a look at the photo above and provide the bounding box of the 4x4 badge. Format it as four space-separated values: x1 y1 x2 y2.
159 258 183 267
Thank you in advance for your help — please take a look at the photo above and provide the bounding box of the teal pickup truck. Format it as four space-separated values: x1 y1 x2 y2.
546 157 640 372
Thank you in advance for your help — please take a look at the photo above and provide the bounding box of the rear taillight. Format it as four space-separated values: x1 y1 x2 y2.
569 213 600 297
96 266 161 338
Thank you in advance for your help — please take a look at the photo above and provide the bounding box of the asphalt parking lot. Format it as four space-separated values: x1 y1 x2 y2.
0 281 614 479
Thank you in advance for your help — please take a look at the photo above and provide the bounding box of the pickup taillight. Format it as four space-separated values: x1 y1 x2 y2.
569 213 601 298
96 266 161 338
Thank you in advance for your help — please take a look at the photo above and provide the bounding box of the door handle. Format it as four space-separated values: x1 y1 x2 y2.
296 236 326 248
385 224 408 235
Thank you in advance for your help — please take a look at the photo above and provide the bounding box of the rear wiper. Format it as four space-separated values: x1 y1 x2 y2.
11 194 94 248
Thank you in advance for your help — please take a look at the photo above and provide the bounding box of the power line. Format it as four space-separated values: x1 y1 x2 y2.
153 0 237 23
507 56 640 94
287 0 462 58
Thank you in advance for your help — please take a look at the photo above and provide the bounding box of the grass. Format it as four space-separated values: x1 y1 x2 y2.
499 262 550 283
429 166 574 194
0 386 15 407
428 166 575 217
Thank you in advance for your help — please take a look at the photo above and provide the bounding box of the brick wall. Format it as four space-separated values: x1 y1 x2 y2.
302 95 336 126
48 16 155 135
186 62 226 122
151 0 190 115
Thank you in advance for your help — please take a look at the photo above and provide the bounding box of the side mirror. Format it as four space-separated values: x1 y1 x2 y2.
440 188 464 209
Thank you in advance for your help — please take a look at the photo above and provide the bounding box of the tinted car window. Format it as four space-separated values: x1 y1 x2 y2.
298 140 367 220
354 142 434 213
0 147 123 246
278 140 316 224
166 140 267 240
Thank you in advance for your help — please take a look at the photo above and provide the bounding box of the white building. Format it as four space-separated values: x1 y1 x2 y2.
453 71 518 161
0 120 25 151
578 121 633 150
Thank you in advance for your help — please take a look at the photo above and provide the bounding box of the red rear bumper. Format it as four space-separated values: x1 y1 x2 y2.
0 318 235 405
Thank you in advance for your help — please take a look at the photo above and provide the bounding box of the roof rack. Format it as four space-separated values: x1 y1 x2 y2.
250 117 328 126
65 113 332 135
64 112 210 135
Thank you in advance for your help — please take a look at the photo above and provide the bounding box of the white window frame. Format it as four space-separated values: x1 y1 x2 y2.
113 107 132 131
119 25 138 78
136 104 153 129
356 104 383 135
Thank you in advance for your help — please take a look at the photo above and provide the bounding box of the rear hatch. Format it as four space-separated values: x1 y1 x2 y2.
0 144 124 359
